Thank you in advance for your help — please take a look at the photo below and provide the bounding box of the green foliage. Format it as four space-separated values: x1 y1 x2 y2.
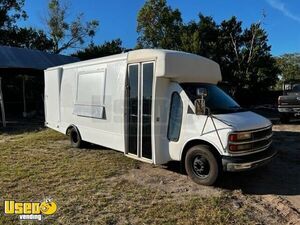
47 0 99 54
0 27 54 51
137 0 280 95
0 0 27 28
0 0 53 51
73 39 125 60
216 17 280 94
276 53 300 81
181 15 219 58
137 0 182 49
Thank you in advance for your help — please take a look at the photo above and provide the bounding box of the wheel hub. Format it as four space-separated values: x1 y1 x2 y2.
193 156 210 178
71 131 78 143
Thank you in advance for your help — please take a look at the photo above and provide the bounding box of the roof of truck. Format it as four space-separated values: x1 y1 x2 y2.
128 49 221 83
46 49 222 84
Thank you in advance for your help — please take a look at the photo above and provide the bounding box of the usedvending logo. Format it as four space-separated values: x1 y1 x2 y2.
4 198 57 221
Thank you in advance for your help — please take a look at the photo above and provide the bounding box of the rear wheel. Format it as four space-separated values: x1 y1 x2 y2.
69 127 82 148
185 145 220 186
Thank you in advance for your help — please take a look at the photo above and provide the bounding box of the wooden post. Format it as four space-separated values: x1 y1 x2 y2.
0 77 6 127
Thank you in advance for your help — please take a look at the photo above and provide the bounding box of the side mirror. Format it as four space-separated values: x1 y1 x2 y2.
195 88 207 115
196 88 207 98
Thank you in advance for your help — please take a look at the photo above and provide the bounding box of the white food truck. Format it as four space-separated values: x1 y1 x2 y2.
45 49 277 185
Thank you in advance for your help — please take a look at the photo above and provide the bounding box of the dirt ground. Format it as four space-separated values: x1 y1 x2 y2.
0 121 299 224
220 122 300 211
121 121 300 224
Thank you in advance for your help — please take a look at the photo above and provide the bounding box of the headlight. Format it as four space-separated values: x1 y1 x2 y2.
229 133 252 142
237 133 252 140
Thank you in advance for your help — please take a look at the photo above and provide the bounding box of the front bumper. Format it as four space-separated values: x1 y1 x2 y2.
222 147 278 172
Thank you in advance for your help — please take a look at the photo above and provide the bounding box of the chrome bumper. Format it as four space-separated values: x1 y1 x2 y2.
278 107 300 114
222 147 278 172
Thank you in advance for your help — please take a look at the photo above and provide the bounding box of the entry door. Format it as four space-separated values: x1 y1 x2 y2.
44 69 62 127
127 62 154 160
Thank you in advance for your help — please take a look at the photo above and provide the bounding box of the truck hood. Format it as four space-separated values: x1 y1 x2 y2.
214 111 272 131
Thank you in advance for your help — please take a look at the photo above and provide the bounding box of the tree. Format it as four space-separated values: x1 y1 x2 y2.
216 16 243 93
180 15 279 96
180 15 219 58
276 54 300 82
0 0 27 28
137 0 182 49
46 0 99 54
217 18 279 94
136 0 279 97
0 0 53 51
0 28 54 51
73 39 125 60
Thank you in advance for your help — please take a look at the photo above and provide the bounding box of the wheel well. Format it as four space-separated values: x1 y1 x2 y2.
66 124 80 136
181 139 222 173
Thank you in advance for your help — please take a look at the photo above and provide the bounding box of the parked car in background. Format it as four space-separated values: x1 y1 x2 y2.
278 83 300 123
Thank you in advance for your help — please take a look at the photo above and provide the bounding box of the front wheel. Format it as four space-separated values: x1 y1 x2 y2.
185 145 220 186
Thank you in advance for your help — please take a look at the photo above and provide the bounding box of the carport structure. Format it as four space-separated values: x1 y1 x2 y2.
0 46 78 127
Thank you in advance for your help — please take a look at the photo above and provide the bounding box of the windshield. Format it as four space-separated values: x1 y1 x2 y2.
292 84 300 92
181 83 244 114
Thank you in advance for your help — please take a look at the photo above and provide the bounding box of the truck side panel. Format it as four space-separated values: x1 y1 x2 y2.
59 60 127 152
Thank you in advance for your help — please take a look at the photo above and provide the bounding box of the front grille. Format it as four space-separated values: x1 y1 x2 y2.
252 138 272 149
253 127 272 140
229 126 273 155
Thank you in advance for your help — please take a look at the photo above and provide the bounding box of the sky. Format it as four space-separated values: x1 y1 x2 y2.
19 0 300 56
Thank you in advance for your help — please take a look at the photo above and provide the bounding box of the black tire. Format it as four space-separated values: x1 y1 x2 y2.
280 114 290 124
69 127 82 148
185 145 220 186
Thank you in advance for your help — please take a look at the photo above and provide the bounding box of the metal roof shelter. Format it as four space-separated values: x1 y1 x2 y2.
0 46 79 127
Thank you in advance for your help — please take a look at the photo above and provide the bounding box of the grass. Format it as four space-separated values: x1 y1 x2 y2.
0 129 262 225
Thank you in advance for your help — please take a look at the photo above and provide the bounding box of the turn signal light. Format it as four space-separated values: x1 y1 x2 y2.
229 134 238 142
229 143 252 152
229 144 238 151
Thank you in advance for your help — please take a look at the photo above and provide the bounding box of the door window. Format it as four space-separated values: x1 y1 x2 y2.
128 64 139 155
141 63 153 159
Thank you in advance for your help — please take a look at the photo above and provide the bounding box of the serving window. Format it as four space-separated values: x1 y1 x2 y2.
73 69 106 119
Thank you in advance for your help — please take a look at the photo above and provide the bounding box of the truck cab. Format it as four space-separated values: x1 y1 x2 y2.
278 82 300 123
174 82 275 185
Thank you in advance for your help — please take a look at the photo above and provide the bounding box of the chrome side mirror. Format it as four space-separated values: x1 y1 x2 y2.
195 88 207 115
196 88 207 98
